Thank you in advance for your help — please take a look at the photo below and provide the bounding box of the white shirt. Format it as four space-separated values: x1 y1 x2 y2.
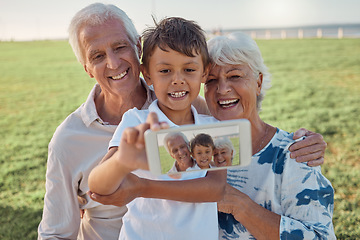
109 100 219 240
218 129 335 239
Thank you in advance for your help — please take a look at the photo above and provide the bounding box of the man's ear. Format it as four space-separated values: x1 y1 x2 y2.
136 37 142 59
256 73 263 96
201 64 211 83
83 64 94 78
141 64 152 85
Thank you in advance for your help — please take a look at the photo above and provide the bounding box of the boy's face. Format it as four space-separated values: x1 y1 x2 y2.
192 144 213 169
142 46 208 116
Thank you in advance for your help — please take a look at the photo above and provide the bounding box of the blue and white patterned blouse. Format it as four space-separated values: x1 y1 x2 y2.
218 128 336 239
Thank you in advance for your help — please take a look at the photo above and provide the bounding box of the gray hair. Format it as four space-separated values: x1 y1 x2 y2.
163 132 189 154
214 137 235 159
207 32 271 112
68 3 139 64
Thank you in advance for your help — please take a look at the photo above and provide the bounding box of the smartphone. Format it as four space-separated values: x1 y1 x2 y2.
144 119 252 175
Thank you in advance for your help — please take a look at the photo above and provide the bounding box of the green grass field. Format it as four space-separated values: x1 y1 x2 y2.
0 38 359 239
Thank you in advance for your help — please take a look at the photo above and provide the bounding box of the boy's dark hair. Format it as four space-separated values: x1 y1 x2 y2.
190 133 215 152
141 17 210 70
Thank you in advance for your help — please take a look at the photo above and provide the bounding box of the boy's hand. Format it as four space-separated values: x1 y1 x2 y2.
289 128 326 166
116 112 169 171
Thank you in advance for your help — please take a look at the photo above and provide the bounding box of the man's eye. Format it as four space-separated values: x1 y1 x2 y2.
116 46 125 51
91 54 104 61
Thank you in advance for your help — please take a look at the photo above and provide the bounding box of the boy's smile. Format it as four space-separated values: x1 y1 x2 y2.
192 145 213 169
142 46 208 125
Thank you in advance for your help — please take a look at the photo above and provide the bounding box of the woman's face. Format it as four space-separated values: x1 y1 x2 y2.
204 64 262 121
213 147 233 167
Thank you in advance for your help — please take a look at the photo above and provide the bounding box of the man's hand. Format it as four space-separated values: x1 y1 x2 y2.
290 128 327 166
88 173 144 207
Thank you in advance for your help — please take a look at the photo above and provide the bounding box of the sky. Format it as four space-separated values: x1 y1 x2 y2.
1 0 360 41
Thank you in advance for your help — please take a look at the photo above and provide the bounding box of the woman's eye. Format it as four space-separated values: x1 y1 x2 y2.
160 69 170 73
185 68 195 73
205 78 216 85
230 75 241 79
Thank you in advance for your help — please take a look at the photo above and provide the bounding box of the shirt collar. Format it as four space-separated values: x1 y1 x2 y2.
81 78 156 127
148 100 200 127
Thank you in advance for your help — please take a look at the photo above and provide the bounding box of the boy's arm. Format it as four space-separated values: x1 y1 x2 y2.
88 147 133 195
289 128 326 166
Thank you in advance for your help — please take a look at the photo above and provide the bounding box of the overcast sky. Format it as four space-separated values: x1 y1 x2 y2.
1 0 359 41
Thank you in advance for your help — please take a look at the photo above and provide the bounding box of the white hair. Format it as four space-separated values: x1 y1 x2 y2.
68 3 139 64
163 132 189 154
214 137 235 160
207 32 271 112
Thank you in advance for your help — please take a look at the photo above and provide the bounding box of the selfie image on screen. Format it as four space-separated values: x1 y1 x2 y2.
156 125 240 174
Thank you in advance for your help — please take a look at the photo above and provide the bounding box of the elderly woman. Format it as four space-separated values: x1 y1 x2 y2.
213 137 235 167
204 32 335 239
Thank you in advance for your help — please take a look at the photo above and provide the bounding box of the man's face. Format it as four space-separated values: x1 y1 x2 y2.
80 18 142 97
167 135 192 171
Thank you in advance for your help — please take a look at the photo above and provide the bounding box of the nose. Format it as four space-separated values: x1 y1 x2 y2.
217 78 231 95
172 71 185 85
106 51 121 70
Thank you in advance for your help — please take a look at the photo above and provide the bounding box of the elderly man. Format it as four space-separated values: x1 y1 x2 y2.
37 3 208 240
38 3 327 240
164 132 195 173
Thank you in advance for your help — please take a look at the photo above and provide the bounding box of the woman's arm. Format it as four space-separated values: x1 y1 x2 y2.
290 128 326 166
218 154 335 239
89 169 226 205
141 169 227 202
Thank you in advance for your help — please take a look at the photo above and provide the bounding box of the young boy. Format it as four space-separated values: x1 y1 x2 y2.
190 133 215 169
88 17 226 240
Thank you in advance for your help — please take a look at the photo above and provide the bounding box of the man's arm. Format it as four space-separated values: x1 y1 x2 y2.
38 146 81 239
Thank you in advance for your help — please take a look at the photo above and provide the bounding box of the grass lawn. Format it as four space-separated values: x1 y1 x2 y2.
0 38 359 239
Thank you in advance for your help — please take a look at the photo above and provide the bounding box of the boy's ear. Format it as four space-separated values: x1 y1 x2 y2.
141 64 152 85
201 65 210 83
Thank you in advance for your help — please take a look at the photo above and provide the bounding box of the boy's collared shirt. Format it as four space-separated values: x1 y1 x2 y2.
109 100 219 240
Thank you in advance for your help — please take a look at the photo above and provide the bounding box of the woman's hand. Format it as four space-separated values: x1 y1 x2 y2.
218 184 281 240
290 128 327 166
218 183 244 217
